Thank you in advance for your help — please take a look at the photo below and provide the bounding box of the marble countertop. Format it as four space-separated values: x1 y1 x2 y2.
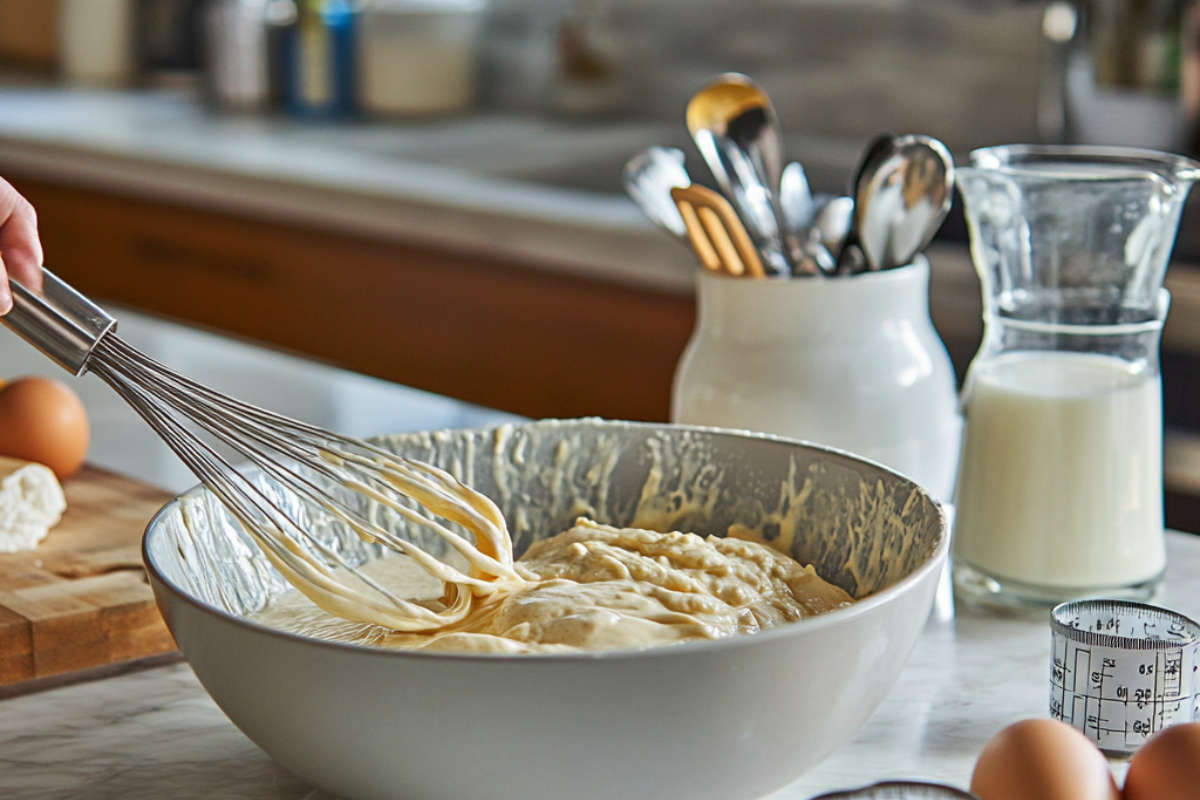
2 536 1197 799
0 308 1198 799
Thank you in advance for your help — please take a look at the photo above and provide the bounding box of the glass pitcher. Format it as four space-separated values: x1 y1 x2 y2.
953 145 1200 607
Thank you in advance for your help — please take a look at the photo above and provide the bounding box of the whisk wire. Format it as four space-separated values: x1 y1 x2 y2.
106 365 472 627
84 331 519 630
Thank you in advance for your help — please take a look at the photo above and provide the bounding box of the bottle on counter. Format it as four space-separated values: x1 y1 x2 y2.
283 0 356 118
204 0 296 111
1064 0 1189 150
356 0 487 117
136 0 205 88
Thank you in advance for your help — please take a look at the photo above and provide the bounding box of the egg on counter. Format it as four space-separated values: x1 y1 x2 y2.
970 718 1120 800
0 376 89 480
1122 722 1200 800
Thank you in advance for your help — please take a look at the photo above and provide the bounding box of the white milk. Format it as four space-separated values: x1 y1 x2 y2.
952 351 1165 589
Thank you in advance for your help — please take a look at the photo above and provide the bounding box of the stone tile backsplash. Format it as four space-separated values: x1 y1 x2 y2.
480 0 1046 155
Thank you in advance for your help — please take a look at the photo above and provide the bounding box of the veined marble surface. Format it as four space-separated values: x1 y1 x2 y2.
2 532 1197 800
0 663 318 800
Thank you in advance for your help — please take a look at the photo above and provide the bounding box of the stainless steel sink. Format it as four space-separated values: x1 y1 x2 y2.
479 127 865 197
281 114 864 197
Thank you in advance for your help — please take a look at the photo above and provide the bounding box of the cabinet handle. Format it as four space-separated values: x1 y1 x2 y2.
132 237 271 283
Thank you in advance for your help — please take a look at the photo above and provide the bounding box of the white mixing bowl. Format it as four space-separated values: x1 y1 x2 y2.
144 420 948 800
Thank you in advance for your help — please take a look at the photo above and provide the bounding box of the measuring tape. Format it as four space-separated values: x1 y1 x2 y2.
1049 599 1200 753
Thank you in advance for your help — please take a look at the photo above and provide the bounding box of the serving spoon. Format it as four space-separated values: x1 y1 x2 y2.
812 194 854 257
686 73 790 275
873 134 954 268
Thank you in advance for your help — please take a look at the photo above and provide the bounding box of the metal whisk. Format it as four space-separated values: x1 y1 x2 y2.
3 268 525 630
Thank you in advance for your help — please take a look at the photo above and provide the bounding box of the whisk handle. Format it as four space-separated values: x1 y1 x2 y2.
2 267 116 376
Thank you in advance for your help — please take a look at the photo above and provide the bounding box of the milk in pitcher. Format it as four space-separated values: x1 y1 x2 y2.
953 351 1165 590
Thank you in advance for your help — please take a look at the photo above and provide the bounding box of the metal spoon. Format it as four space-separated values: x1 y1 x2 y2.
875 134 954 268
686 73 789 276
847 134 955 271
780 161 815 232
622 146 692 239
812 194 854 256
779 163 843 276
838 133 896 272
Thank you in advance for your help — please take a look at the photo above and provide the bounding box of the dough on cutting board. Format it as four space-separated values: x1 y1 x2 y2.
0 455 67 553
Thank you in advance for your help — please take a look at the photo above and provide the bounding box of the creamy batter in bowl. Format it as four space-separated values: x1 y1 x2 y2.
144 419 948 800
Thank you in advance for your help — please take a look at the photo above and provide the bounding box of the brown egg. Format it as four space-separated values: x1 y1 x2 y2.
1123 722 1200 800
0 376 89 480
970 718 1120 800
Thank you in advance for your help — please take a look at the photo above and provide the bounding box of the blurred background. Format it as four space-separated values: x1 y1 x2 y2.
5 1 1198 152
1 0 1200 530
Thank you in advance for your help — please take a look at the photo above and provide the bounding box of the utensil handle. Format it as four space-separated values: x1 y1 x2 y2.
672 185 766 278
2 267 116 376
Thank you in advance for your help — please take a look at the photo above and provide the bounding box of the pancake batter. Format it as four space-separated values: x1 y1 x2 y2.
250 517 854 654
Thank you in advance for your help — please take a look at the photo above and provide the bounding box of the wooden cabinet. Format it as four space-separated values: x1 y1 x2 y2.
11 177 696 423
0 1 58 70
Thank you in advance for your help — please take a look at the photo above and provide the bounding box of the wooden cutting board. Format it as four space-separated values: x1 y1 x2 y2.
0 466 179 687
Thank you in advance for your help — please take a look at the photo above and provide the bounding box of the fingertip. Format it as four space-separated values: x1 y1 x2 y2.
0 250 9 314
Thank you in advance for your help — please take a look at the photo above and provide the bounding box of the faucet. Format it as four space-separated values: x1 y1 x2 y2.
1041 0 1192 151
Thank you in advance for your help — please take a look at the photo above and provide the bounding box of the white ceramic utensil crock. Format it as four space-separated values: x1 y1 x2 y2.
672 257 961 501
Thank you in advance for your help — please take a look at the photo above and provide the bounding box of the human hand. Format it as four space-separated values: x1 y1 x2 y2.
0 176 44 314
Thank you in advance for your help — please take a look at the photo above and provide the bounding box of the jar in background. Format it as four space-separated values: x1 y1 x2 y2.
60 0 136 86
357 0 487 117
549 0 624 116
